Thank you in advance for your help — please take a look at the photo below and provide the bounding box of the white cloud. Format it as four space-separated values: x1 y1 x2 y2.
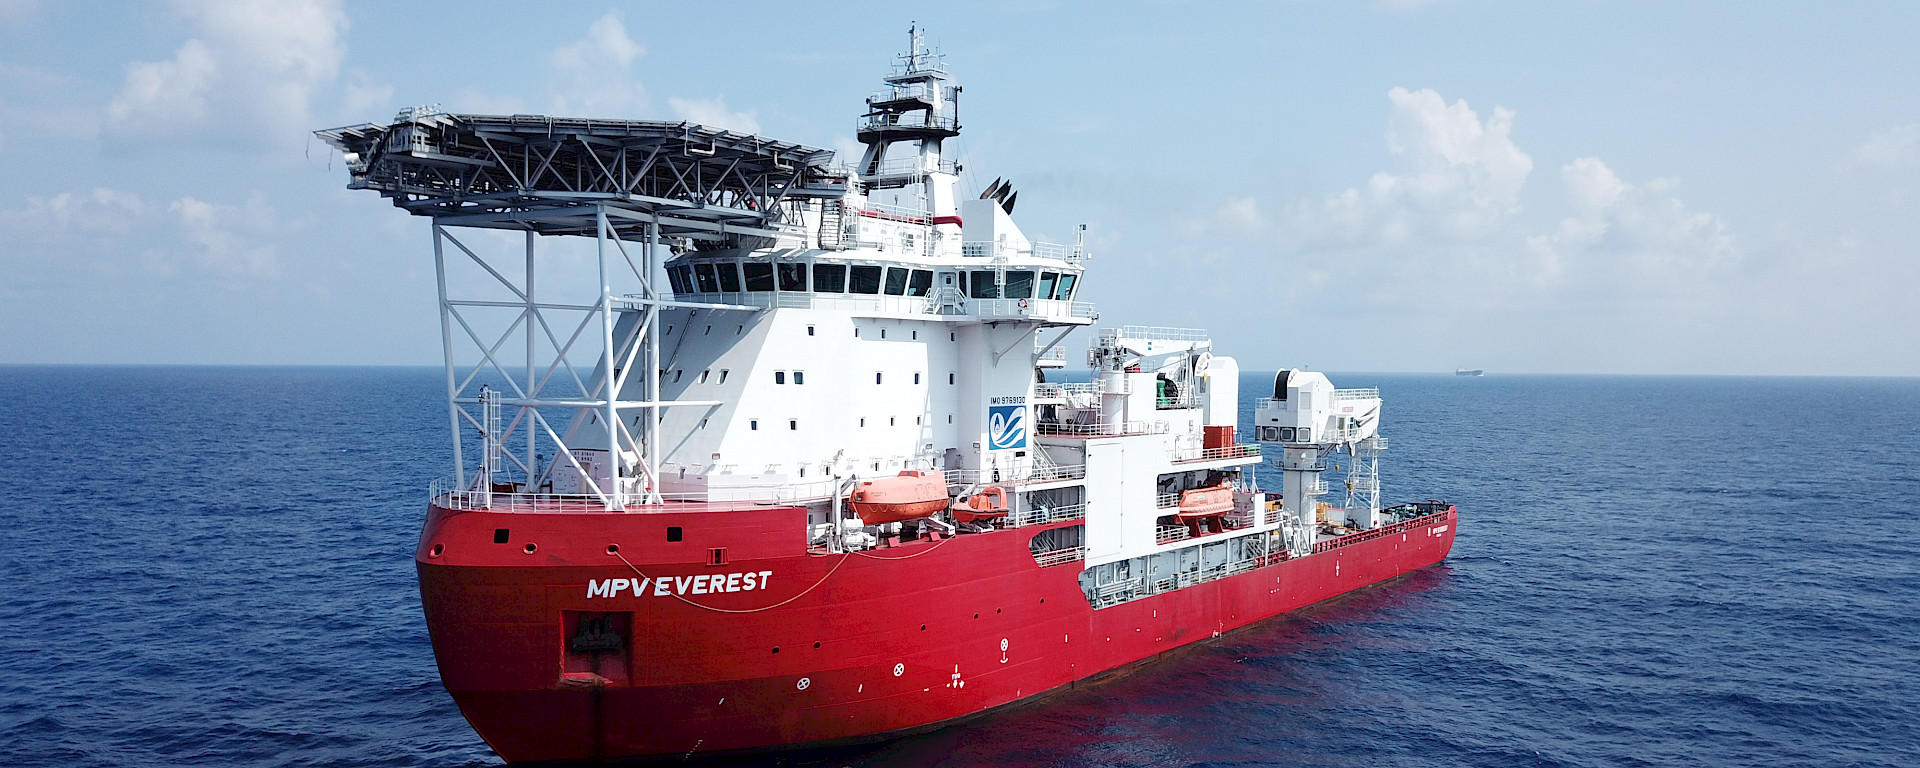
1184 87 1734 309
1536 157 1736 288
1236 88 1534 248
548 11 647 116
169 194 280 280
1851 123 1920 169
668 96 760 134
0 187 281 284
105 0 347 146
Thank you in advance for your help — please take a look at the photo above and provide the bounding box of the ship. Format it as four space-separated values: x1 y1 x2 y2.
1456 368 1484 376
317 28 1457 764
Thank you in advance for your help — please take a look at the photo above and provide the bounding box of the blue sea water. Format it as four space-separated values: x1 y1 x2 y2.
2 366 1917 767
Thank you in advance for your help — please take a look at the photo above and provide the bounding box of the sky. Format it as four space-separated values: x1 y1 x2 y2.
1 0 1917 375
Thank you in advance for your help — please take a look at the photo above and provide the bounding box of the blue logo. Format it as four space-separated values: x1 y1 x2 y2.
988 405 1027 450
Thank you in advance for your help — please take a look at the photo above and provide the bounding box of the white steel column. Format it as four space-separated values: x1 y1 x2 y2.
645 216 662 504
525 229 537 486
595 205 624 510
433 221 465 488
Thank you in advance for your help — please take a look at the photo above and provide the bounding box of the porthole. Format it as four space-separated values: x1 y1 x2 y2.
605 544 620 555
523 543 538 554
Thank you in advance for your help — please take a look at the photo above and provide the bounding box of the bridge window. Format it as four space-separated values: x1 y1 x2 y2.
1057 273 1078 301
884 267 910 295
743 263 775 291
777 263 808 292
1038 272 1059 300
908 269 934 296
813 263 846 293
849 265 882 294
668 265 693 294
1004 270 1035 299
715 262 742 292
693 263 719 293
969 270 998 299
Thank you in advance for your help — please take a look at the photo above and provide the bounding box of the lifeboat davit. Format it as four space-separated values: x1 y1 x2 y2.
1175 484 1234 535
848 470 950 525
952 485 1009 523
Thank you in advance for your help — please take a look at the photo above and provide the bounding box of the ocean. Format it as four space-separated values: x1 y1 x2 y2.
2 367 1916 767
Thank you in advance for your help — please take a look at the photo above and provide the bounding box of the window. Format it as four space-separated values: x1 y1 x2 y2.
949 372 955 385
793 371 804 385
875 372 884 384
667 526 682 542
1004 270 1035 299
860 418 866 427
673 369 683 382
720 369 730 383
884 267 910 296
777 262 807 292
704 325 712 335
699 369 709 384
694 263 720 293
949 332 956 341
1038 272 1059 301
667 265 693 294
813 263 846 293
909 269 934 296
914 373 921 384
699 418 708 429
775 371 786 384
849 265 882 294
743 263 775 292
1057 273 1078 300
969 270 998 298
807 325 815 336
880 328 886 339
750 420 759 430
789 419 798 431
716 262 742 292
956 271 967 295
889 417 895 426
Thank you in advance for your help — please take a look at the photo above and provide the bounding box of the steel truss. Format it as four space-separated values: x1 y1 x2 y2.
318 111 842 510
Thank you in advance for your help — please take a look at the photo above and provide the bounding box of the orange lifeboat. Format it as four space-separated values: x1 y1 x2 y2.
1175 484 1234 536
952 485 1009 523
847 470 950 525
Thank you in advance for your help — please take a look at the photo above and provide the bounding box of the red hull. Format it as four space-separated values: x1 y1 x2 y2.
416 503 1457 763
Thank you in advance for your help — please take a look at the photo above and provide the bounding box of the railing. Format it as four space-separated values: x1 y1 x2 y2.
1099 325 1210 344
670 291 936 315
854 201 934 223
1156 525 1190 545
943 464 1086 487
1010 502 1087 527
1332 388 1380 400
1155 493 1181 509
1035 420 1169 438
1171 443 1262 463
959 239 1086 263
1037 346 1068 363
431 475 490 511
968 298 1098 320
858 114 959 133
1312 508 1450 554
1033 546 1087 568
1154 392 1204 409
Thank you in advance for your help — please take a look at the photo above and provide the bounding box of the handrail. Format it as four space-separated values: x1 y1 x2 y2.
1035 420 1168 438
1170 443 1261 463
1033 546 1086 567
1311 509 1450 554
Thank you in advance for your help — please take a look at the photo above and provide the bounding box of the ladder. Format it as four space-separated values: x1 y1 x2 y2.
819 201 845 250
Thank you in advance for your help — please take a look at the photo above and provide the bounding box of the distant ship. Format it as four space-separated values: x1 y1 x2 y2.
317 27 1458 764
1456 368 1484 376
